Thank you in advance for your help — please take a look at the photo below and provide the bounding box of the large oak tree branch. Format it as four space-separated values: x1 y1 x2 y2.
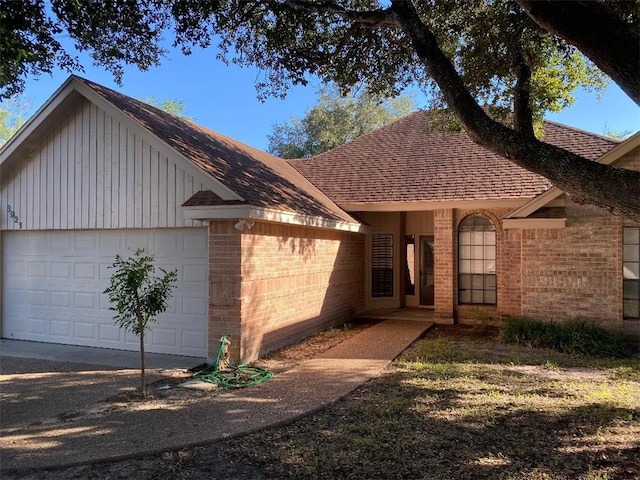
512 50 535 138
271 1 640 221
516 0 640 105
388 0 640 222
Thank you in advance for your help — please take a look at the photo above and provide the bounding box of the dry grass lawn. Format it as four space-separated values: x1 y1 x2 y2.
9 324 640 480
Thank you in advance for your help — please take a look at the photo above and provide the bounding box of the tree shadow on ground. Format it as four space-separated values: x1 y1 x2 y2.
234 373 639 480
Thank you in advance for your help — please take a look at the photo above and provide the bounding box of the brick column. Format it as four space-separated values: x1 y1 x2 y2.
499 228 522 317
207 220 243 363
434 209 455 322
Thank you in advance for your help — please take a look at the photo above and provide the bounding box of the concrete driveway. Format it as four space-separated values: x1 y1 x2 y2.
1 357 165 427
0 320 431 472
0 340 204 428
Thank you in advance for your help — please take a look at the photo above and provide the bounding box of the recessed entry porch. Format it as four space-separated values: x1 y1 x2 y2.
359 211 439 312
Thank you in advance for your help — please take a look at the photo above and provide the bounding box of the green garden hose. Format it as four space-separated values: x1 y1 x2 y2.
192 335 273 389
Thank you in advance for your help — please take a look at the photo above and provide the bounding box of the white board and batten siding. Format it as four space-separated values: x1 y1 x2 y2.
1 97 215 357
1 97 212 231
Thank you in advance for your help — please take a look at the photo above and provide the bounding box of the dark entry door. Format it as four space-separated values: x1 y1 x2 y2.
420 236 435 306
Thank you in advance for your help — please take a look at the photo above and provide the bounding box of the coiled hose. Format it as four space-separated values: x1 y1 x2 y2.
192 335 273 389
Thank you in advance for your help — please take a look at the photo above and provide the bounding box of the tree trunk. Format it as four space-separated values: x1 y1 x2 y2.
390 0 640 222
140 330 146 397
515 0 640 106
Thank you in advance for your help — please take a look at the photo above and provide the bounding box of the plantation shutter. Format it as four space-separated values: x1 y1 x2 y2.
372 233 394 297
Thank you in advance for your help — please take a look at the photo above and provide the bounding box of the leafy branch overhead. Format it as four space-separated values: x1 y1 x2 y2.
2 1 639 220
0 96 29 147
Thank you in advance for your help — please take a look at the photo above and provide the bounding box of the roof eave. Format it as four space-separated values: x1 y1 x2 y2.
505 131 640 220
0 76 80 165
182 205 368 233
341 198 531 212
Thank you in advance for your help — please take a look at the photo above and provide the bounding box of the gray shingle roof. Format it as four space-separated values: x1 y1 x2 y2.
288 111 618 206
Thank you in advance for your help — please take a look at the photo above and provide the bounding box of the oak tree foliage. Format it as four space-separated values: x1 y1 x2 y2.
140 96 193 120
268 83 415 158
0 96 29 147
1 0 638 220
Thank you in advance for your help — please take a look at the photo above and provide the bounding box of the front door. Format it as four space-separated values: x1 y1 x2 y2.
420 236 435 306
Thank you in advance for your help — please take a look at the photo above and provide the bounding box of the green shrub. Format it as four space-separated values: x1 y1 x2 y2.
104 248 177 395
501 316 632 358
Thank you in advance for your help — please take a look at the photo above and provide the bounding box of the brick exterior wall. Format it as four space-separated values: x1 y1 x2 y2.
207 221 243 360
208 220 365 363
448 202 638 343
208 194 638 359
434 209 455 322
500 228 523 317
520 202 624 330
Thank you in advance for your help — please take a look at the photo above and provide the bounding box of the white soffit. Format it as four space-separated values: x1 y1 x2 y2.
182 205 368 233
341 198 529 212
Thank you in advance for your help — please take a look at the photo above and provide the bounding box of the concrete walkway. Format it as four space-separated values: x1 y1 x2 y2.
0 319 431 471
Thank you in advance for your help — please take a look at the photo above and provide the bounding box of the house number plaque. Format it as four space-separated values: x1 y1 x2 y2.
6 205 22 227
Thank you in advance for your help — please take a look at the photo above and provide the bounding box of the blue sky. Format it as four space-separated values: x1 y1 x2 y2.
18 44 640 151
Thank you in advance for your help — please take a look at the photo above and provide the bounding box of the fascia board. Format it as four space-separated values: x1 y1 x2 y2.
504 188 563 219
0 79 78 165
182 205 368 233
503 218 566 229
341 198 529 212
505 132 640 219
596 132 640 166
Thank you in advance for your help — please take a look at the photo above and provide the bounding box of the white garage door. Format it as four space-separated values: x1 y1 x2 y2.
2 228 208 357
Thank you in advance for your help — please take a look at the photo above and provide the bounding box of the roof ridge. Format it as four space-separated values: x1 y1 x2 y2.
297 110 620 164
308 110 427 161
542 118 622 144
289 109 619 207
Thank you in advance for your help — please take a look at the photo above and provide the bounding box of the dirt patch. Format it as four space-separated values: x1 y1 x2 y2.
10 322 636 480
18 321 372 428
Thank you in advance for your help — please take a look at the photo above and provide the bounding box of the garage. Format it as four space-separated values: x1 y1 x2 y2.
2 228 208 357
1 75 366 363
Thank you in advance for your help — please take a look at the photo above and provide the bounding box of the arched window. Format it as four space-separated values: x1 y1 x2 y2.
458 214 496 305
623 227 640 319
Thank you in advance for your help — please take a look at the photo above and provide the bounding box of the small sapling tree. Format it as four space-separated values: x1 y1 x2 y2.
104 248 177 396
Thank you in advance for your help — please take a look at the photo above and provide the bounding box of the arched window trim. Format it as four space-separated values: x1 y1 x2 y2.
458 214 497 305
